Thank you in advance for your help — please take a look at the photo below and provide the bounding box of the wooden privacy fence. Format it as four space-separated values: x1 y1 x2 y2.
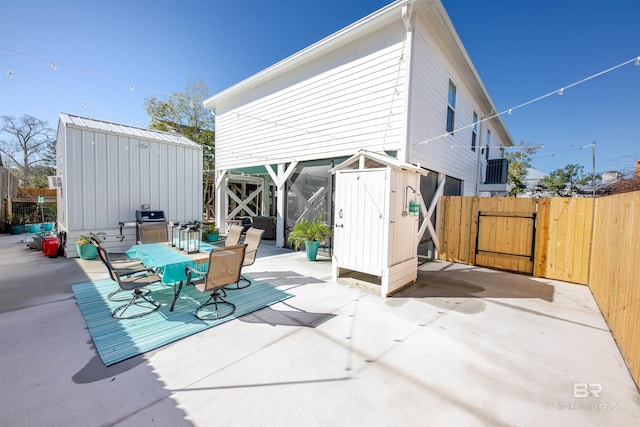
438 192 640 390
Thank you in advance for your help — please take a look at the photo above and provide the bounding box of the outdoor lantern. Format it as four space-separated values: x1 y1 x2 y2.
179 226 189 251
185 227 201 254
171 222 181 247
168 221 179 246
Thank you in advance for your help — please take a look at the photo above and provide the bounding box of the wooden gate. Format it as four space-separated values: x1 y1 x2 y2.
474 198 537 274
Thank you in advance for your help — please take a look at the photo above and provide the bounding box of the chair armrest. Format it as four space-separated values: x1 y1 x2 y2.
113 266 153 278
112 258 144 269
185 265 206 285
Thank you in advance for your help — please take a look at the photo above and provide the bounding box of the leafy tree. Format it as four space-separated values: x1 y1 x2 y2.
505 142 540 196
536 163 589 197
0 115 56 187
144 79 215 170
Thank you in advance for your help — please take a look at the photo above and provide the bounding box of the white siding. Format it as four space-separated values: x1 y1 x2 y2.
215 22 409 170
407 15 508 195
58 116 202 234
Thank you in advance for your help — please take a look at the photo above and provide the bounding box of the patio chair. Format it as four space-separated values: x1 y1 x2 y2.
94 243 155 302
223 224 244 246
138 222 168 244
110 270 162 319
225 227 264 290
185 244 247 320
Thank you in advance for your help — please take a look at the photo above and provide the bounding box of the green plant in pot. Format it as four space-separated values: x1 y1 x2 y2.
203 222 220 242
75 232 104 260
288 216 332 261
6 214 27 235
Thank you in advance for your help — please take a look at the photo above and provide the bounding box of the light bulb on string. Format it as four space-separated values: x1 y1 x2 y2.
129 83 135 92
82 101 87 108
557 88 564 96
6 70 13 78
50 61 57 71
635 56 640 66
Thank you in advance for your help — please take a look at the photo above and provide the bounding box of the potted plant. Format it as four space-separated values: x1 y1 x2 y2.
42 205 56 231
6 214 27 235
203 222 220 242
75 232 104 260
25 211 42 233
287 216 332 261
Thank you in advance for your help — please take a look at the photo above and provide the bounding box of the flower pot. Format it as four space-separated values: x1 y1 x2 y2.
204 232 219 242
76 243 97 260
8 224 25 235
26 224 42 233
43 222 55 231
304 240 320 261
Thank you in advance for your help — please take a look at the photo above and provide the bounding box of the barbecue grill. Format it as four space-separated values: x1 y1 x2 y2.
135 210 167 243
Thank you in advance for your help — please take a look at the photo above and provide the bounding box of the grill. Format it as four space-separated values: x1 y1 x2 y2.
135 210 167 243
135 210 166 223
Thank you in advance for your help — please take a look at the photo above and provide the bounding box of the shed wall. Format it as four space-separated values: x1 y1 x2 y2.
59 125 202 231
214 21 408 170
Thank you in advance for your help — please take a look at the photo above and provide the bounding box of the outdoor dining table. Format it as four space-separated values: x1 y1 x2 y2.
126 242 219 311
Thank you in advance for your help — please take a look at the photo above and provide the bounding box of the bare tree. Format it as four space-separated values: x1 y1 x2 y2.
0 115 56 186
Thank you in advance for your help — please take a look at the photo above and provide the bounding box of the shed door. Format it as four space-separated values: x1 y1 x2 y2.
334 170 388 276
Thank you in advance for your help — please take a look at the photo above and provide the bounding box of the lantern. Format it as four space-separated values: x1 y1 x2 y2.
185 227 201 254
171 222 181 247
168 221 180 246
179 226 189 251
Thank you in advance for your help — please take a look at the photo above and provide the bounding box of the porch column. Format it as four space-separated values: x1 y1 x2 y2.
214 169 228 232
266 161 298 248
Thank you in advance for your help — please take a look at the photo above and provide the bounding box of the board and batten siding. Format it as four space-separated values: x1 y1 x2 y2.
407 18 507 195
215 26 409 170
61 126 202 231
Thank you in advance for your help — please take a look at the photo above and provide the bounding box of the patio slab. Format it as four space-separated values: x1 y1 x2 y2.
0 233 639 426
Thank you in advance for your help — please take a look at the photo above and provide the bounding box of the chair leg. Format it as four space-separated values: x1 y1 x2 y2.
112 289 160 319
108 286 149 302
194 289 236 320
224 275 251 290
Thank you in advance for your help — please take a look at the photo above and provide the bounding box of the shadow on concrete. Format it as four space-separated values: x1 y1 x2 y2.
240 301 336 327
246 270 327 288
0 233 193 426
393 262 555 302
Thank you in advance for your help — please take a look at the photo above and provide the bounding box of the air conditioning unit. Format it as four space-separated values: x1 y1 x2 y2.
48 176 62 189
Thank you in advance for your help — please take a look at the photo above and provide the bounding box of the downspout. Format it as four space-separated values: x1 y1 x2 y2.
399 2 414 163
475 111 490 196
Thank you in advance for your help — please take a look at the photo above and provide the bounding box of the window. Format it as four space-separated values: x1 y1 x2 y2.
446 79 456 134
485 129 491 160
471 112 478 152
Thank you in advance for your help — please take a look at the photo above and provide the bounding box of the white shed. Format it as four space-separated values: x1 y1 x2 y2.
330 150 428 297
56 113 203 256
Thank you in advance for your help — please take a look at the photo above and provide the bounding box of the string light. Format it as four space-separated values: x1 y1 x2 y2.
0 45 204 107
6 70 13 78
129 83 135 92
417 56 639 146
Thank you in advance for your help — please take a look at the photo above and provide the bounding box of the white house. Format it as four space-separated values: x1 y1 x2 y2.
204 0 513 255
56 113 202 256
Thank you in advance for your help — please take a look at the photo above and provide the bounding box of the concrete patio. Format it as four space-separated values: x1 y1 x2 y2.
0 232 639 426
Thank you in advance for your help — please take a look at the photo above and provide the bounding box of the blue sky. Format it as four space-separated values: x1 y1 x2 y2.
1 0 638 175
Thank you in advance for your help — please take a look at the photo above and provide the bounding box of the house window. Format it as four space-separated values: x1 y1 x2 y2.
485 129 491 160
471 112 478 152
446 79 456 134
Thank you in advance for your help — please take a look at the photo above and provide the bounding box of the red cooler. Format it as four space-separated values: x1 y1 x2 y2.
42 237 59 257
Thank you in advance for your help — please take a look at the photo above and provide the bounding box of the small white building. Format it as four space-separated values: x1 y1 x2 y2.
204 0 513 261
56 113 202 256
